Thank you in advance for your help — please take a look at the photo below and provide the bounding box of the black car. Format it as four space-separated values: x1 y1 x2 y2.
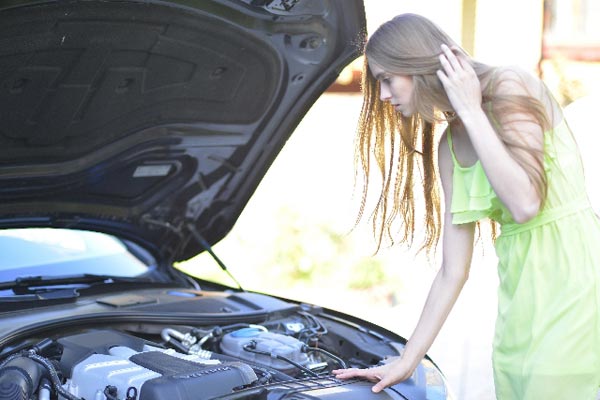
0 1 452 399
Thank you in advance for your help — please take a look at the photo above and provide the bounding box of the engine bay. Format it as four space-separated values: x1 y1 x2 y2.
0 290 446 399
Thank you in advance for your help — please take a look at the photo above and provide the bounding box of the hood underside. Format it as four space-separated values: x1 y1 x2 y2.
0 0 366 262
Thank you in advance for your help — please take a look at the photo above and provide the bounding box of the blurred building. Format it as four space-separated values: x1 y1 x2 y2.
541 0 600 104
329 0 600 106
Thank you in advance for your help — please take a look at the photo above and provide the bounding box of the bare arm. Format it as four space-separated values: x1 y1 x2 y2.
437 44 544 223
333 133 475 392
397 137 476 368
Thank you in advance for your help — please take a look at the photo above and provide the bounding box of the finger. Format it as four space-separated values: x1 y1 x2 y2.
332 367 359 373
332 369 363 379
441 44 462 71
439 52 464 79
371 375 396 393
460 55 477 77
334 369 382 383
331 368 347 374
436 69 450 88
372 381 387 393
438 52 454 75
449 46 477 77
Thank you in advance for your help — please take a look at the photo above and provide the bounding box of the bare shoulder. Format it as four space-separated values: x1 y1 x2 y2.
488 66 546 147
489 65 543 98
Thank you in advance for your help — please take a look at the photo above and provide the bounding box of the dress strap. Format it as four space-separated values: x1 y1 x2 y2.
446 125 461 167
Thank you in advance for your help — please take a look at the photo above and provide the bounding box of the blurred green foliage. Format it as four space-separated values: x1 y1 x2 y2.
176 205 396 301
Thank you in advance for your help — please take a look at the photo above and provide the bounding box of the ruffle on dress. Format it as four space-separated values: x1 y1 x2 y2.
447 121 563 226
450 160 512 224
447 131 512 225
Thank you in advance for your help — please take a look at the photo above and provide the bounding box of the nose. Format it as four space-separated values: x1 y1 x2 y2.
379 84 391 102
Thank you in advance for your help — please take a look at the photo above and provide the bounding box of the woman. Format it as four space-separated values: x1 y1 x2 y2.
332 13 600 399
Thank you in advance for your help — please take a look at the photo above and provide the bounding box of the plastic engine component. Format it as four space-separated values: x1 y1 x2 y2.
220 327 310 373
131 351 256 400
61 344 257 400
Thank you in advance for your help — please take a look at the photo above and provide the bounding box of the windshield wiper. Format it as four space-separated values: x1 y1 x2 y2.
0 274 152 295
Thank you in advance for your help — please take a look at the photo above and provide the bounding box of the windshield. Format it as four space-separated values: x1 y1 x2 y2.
0 228 152 283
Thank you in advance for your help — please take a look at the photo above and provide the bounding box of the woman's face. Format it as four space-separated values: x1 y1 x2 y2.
369 61 414 117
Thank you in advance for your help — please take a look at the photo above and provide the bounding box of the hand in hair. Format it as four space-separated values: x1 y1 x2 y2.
436 43 482 121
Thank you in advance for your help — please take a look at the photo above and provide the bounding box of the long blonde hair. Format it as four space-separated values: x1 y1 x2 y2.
356 14 550 254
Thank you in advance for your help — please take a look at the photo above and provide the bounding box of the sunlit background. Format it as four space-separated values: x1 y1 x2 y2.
179 1 600 399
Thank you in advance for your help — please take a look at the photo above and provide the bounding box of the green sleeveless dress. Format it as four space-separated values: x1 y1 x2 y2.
447 119 600 399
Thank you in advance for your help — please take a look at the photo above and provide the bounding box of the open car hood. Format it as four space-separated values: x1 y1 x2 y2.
0 0 366 262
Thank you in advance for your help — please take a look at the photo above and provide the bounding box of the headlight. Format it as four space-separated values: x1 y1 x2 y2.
421 358 455 400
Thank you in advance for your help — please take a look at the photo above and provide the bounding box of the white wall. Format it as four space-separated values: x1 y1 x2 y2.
473 0 544 71
365 0 544 72
364 0 463 41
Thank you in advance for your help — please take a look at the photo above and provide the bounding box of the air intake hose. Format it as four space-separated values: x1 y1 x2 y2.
0 356 44 400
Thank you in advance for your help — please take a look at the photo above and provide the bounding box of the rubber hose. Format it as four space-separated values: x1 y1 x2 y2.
0 356 43 400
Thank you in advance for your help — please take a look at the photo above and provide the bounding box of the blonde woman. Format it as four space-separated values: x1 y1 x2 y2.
333 13 600 399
